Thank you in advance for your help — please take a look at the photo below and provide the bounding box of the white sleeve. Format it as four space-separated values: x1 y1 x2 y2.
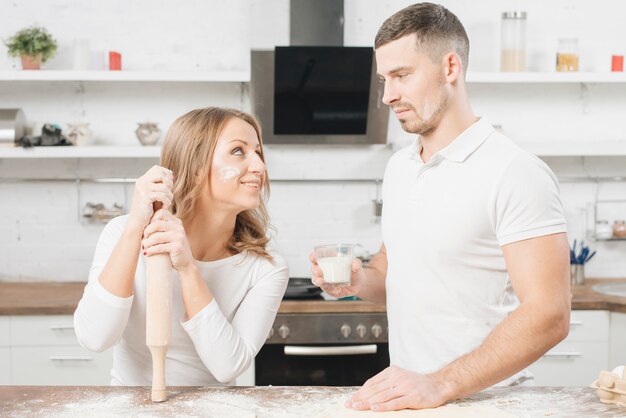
73 216 134 352
181 252 289 383
491 153 568 246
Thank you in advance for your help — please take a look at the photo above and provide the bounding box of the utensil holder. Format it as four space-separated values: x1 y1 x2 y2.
570 263 585 286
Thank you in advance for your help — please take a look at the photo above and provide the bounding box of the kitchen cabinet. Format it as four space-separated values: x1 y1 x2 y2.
0 316 10 385
609 312 626 368
528 310 609 386
3 315 112 385
0 348 10 385
3 313 253 386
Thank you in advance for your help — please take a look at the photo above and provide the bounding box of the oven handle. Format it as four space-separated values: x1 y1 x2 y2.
284 344 378 356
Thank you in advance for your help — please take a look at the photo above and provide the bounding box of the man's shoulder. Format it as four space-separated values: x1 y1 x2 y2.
475 130 547 173
384 143 417 175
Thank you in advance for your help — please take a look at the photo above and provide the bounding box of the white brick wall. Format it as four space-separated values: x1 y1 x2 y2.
1 0 626 281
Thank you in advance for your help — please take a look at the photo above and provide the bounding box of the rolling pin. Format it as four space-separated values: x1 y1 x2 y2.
145 202 173 402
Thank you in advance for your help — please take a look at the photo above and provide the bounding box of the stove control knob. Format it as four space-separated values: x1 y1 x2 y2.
278 325 290 339
340 324 352 339
267 327 275 340
356 324 367 338
371 324 383 338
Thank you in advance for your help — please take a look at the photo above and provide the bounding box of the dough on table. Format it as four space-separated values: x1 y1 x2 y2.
315 401 518 418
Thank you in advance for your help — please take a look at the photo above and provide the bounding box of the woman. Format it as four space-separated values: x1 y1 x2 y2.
74 107 289 385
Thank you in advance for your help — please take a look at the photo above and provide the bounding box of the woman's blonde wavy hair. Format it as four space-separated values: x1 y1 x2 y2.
160 107 272 260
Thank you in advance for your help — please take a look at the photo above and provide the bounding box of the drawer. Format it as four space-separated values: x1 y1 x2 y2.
10 315 78 346
0 347 10 384
529 341 608 386
0 316 9 347
12 345 113 385
566 310 609 342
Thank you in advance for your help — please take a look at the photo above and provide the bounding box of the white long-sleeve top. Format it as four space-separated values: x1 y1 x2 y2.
74 215 289 386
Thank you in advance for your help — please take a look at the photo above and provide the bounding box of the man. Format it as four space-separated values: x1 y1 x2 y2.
310 2 571 412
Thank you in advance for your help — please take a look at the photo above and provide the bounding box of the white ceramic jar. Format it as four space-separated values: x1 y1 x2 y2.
596 220 613 240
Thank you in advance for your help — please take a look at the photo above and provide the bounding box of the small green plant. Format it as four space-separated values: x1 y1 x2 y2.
4 26 57 63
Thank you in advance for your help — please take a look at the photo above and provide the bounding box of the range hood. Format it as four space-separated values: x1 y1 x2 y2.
290 0 344 46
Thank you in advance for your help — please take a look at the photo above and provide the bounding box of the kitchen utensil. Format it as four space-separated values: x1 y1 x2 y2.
145 202 172 402
283 278 323 299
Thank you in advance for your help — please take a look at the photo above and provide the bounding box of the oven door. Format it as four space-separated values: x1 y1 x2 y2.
255 343 389 386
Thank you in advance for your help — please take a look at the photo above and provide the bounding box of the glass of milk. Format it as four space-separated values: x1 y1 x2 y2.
314 244 354 286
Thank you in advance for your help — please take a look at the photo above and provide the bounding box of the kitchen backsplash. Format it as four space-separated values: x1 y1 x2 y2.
1 160 626 282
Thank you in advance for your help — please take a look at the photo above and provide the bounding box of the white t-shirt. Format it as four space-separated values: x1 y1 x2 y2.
382 118 567 385
74 215 289 386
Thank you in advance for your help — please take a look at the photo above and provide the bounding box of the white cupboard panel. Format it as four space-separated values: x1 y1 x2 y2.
0 347 10 384
529 341 608 386
11 315 79 346
609 312 626 368
0 316 9 347
12 345 112 385
567 310 610 342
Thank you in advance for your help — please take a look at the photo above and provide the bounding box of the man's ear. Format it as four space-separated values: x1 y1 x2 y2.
442 52 463 83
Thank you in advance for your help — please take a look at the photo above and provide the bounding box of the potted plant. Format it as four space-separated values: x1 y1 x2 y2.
4 26 57 70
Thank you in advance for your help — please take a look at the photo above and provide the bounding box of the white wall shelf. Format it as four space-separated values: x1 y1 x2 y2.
0 70 250 82
1 71 624 84
518 141 626 157
467 72 626 84
0 146 160 158
2 141 626 159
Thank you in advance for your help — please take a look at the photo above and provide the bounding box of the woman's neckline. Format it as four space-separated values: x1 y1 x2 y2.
194 250 247 268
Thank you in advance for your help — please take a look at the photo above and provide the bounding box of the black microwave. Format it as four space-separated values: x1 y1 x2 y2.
250 47 389 145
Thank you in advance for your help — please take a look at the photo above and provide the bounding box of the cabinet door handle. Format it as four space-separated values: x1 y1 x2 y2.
284 345 377 356
49 355 93 361
49 324 75 330
569 320 583 326
542 351 582 357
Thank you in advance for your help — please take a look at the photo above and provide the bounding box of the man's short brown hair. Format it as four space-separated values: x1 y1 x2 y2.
375 2 469 75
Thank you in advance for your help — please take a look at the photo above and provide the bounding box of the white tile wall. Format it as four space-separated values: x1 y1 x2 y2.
1 0 626 281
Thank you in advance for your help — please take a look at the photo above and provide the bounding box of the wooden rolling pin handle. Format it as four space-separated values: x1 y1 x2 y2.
146 200 172 403
149 346 167 402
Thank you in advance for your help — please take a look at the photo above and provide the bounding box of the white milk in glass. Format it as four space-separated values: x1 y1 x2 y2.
318 256 352 285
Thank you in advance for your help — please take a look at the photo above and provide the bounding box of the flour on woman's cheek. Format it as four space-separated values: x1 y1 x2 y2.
218 166 241 182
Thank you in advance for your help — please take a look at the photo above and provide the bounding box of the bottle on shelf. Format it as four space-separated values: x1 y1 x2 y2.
500 11 527 72
613 220 626 239
556 38 580 72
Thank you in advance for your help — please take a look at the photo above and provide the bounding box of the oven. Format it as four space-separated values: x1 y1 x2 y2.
255 312 389 386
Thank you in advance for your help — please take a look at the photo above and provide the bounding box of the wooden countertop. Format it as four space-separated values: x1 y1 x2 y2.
1 385 623 417
1 279 625 315
571 278 626 313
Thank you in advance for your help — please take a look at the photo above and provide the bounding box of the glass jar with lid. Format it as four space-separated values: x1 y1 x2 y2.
556 38 579 72
500 11 527 72
613 220 626 238
596 220 613 240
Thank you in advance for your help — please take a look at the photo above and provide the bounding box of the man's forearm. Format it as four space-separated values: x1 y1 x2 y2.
356 266 387 304
431 299 570 400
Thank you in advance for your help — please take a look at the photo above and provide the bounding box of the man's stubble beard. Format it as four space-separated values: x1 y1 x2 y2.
399 85 450 136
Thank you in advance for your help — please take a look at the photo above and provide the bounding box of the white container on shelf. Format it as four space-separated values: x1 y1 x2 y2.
596 220 614 240
500 11 527 72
